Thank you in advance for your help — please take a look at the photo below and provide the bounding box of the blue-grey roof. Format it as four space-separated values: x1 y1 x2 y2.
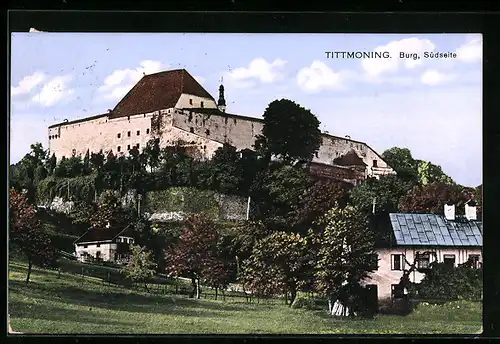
389 213 482 247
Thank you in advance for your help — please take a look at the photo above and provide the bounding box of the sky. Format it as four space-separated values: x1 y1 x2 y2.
10 33 482 187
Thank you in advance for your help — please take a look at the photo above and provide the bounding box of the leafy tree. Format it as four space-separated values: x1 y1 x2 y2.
250 163 312 229
288 179 351 234
416 160 454 186
69 201 97 228
46 153 57 175
242 231 312 304
142 138 161 172
254 99 322 163
89 190 133 228
82 149 91 174
90 151 105 173
349 175 414 215
165 215 223 299
53 156 69 178
66 156 84 177
312 204 378 316
208 143 244 195
9 188 56 282
398 182 473 215
122 245 157 292
381 147 419 184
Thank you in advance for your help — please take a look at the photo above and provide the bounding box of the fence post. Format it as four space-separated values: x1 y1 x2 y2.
81 267 84 280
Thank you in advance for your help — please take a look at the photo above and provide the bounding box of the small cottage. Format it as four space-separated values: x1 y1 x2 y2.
364 202 482 302
74 225 135 264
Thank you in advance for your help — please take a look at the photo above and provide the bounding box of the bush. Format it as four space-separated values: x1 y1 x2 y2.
416 262 482 300
291 296 319 310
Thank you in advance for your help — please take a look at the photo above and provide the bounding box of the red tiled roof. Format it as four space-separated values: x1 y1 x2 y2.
110 69 215 118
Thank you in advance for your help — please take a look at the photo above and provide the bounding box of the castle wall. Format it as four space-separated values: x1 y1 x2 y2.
172 109 264 151
48 107 394 177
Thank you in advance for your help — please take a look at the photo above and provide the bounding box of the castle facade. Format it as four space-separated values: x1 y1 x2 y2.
48 69 395 185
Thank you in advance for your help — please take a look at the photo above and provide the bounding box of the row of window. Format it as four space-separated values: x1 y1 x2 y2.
117 143 140 152
116 237 134 244
391 253 481 270
117 129 150 139
49 134 60 140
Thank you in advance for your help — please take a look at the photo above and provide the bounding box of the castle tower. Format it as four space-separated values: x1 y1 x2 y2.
217 78 226 113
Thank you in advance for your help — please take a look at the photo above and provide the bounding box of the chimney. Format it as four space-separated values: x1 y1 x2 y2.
465 199 477 220
444 203 455 220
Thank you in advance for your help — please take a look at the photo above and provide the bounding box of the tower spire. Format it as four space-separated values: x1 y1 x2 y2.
218 77 226 113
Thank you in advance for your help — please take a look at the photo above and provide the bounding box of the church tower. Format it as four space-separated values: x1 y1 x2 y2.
217 78 226 113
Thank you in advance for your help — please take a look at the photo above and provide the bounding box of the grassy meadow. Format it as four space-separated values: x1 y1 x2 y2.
8 260 482 335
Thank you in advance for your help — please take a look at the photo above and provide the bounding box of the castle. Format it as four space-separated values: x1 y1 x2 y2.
48 69 395 185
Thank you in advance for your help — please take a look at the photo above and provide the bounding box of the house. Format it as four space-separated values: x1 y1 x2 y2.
73 225 135 264
364 202 482 302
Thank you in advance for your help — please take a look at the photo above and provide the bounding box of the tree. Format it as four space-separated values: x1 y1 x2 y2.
89 190 133 228
416 160 454 186
349 175 414 215
254 99 322 163
250 163 312 229
288 179 351 234
242 231 312 305
207 143 244 195
90 151 105 173
46 153 57 175
165 215 222 299
312 204 378 317
398 182 473 215
122 245 157 292
9 188 56 282
142 138 161 172
381 147 419 184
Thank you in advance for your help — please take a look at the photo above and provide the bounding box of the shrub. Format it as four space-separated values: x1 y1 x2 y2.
291 296 318 310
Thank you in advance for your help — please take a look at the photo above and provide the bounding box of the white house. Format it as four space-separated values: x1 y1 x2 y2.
74 225 135 264
364 202 482 302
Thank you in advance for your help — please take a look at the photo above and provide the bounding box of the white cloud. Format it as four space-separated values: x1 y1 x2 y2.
361 38 436 77
456 37 482 63
227 58 287 86
31 75 74 107
11 71 46 97
99 60 167 100
296 61 345 93
420 69 456 86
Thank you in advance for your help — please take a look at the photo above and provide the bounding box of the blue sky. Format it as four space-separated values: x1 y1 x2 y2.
10 33 482 186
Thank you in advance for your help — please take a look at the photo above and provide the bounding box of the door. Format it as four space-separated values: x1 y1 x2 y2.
365 284 379 314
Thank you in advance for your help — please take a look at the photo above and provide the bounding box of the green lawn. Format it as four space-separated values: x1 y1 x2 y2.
8 261 482 335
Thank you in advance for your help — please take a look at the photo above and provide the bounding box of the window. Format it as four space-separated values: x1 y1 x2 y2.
146 128 150 134
95 251 101 261
189 98 193 105
116 238 121 243
127 131 131 137
417 253 430 269
391 254 403 270
127 144 131 150
96 243 101 248
201 101 204 108
443 254 456 267
72 149 77 156
117 146 121 152
136 143 140 149
190 127 194 133
49 136 51 140
117 133 121 138
137 130 140 136
83 245 88 248
206 129 210 136
130 239 134 244
469 254 480 269
373 160 378 167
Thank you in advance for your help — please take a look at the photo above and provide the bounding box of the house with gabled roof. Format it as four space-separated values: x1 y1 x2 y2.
364 202 482 301
73 225 135 264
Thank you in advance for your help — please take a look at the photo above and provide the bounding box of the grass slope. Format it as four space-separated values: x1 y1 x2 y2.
8 261 482 335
